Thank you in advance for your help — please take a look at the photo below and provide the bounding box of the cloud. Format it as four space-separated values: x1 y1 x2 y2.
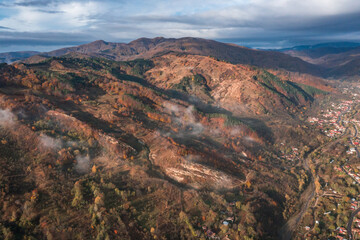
163 103 204 136
75 155 91 173
14 0 57 7
0 31 90 52
1 0 360 50
39 134 62 150
0 109 16 127
0 26 12 30
0 1 103 32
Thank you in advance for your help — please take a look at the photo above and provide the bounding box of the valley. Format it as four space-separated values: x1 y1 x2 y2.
0 38 360 240
1 0 360 237
281 84 360 240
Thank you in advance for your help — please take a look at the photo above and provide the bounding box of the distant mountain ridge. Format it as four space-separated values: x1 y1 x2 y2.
280 42 360 77
10 38 360 79
0 51 39 63
280 42 360 51
22 37 325 76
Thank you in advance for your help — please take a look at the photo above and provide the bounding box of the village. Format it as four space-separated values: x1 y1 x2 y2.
301 86 360 240
307 100 353 138
307 98 360 157
334 164 360 240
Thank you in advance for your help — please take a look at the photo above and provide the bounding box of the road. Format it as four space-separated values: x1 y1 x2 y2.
279 178 315 240
347 208 360 240
353 122 358 138
279 154 316 240
352 122 360 157
279 103 353 240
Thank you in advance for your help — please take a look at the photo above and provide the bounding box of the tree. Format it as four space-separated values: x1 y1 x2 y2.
72 181 84 208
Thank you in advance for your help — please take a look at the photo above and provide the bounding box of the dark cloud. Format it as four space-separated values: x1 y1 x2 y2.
1 0 360 51
14 0 58 7
0 26 12 30
37 9 64 14
0 31 91 47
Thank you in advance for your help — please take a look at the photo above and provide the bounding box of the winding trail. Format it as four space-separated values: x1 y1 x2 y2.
279 157 315 240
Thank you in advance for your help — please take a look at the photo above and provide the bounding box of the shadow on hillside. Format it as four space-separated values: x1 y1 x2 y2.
38 91 144 153
113 72 274 143
239 118 275 144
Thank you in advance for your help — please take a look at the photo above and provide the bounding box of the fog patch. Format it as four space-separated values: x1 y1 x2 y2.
163 103 204 136
163 102 180 114
230 126 245 136
75 155 91 174
243 136 256 142
0 109 16 127
209 128 221 136
184 154 201 163
221 102 249 114
39 134 63 150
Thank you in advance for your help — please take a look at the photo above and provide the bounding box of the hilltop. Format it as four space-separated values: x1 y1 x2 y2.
23 37 324 76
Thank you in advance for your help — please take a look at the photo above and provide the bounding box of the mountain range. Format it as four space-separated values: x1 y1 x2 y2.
0 37 355 240
1 37 359 80
19 37 323 76
280 42 360 78
0 51 39 64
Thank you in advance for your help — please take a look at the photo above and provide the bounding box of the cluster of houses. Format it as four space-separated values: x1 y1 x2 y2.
350 198 359 211
352 218 360 238
309 88 360 239
348 129 360 155
334 165 360 184
307 99 360 157
280 146 300 162
332 199 358 239
307 101 354 138
342 87 360 99
332 165 360 239
335 227 347 240
347 147 357 155
342 165 360 184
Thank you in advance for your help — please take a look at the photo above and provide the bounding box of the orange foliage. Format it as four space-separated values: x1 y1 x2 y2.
146 112 170 123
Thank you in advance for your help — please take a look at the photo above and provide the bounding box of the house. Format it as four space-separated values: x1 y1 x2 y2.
336 227 347 235
226 216 234 222
206 229 216 238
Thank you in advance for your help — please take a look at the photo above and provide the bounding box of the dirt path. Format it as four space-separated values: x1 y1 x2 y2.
278 158 315 240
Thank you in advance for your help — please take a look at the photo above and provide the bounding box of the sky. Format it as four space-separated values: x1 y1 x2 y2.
0 0 360 52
